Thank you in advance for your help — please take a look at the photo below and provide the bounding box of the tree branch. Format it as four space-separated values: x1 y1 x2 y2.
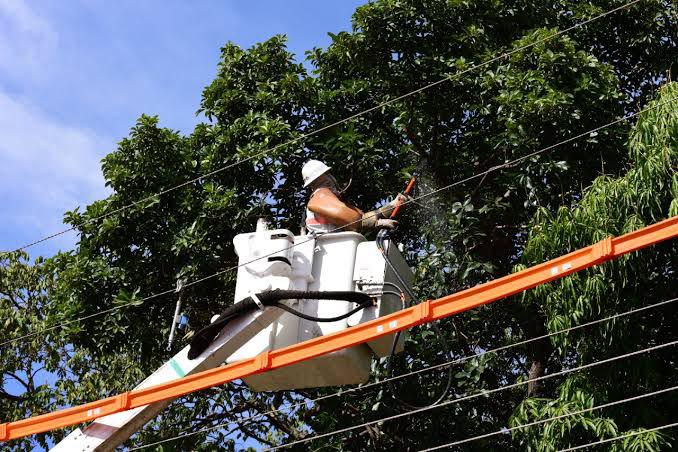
0 390 24 402
5 372 30 392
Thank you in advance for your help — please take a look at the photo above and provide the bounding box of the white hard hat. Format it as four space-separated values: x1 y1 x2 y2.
302 159 331 187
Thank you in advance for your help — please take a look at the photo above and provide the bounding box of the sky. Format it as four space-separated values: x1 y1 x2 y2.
0 0 366 257
1 1 365 448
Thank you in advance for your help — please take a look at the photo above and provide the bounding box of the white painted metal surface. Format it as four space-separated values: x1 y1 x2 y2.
52 305 287 452
227 223 315 366
350 239 412 356
53 222 415 450
229 229 373 391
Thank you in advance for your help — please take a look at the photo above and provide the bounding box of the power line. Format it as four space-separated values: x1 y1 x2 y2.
265 338 678 450
3 1 668 446
557 421 678 452
8 0 642 253
3 95 674 350
128 296 678 450
0 286 177 348
3 1 665 349
421 385 678 451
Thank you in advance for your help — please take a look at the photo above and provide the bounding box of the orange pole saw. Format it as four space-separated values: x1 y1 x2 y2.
390 127 424 219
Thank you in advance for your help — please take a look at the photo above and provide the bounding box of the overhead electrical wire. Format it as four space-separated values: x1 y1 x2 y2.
557 421 678 452
264 338 678 450
1 1 661 351
2 96 675 350
129 296 678 450
3 210 675 442
1 2 670 448
6 0 642 253
420 385 678 451
375 227 454 409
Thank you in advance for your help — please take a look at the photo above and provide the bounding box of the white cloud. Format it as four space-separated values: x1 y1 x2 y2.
0 1 109 253
0 90 110 251
0 0 57 82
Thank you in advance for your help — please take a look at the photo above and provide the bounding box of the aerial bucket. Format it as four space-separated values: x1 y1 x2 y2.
225 220 412 391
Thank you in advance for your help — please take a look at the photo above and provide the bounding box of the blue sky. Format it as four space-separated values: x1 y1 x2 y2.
0 0 366 257
1 1 365 448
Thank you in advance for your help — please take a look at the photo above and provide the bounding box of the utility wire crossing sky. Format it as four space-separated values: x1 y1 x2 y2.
0 0 364 257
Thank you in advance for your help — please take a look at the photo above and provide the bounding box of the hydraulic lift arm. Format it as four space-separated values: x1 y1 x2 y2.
51 305 287 451
0 215 675 446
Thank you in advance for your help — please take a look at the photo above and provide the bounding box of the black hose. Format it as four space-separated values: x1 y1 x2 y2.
375 229 453 408
385 324 453 409
188 289 373 359
274 302 370 323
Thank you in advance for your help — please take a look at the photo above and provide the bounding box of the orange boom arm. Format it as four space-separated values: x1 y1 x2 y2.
2 216 676 442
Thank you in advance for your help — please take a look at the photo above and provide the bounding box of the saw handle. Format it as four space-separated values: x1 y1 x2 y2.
390 175 417 219
390 126 423 219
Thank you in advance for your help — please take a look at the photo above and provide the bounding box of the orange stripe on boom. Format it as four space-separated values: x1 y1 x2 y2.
2 216 676 441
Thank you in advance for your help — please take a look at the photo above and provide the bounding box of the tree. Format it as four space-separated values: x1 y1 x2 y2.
510 82 677 451
1 252 64 451
2 1 676 450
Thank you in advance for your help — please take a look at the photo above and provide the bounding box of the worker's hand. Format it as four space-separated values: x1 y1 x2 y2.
375 219 398 230
396 193 414 206
361 212 399 231
379 193 413 218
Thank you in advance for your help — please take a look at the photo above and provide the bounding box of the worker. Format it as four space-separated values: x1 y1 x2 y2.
302 159 405 233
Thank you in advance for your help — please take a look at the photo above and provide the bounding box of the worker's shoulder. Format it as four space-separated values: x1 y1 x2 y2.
310 187 338 199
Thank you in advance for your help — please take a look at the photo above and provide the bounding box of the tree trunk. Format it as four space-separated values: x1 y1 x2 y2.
519 304 553 397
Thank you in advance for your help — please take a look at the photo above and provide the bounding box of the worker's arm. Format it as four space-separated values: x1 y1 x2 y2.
308 188 363 231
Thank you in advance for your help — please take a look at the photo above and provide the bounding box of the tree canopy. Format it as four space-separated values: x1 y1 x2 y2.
1 0 677 450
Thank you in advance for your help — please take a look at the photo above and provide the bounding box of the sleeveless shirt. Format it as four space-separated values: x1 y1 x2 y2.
305 187 339 232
